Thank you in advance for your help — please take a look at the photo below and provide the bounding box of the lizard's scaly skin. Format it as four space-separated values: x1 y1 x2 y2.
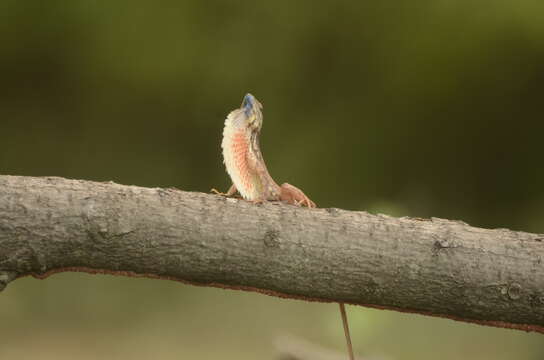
220 94 315 208
223 109 265 201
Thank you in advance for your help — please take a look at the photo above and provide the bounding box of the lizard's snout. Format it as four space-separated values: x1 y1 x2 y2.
240 93 263 130
242 93 256 116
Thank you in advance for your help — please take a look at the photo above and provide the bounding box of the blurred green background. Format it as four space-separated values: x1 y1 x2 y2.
1 1 543 359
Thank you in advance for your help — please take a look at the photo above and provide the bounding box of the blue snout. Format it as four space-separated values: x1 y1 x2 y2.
242 93 256 116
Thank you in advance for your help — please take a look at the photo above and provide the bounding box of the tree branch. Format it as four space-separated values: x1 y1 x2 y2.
1 175 543 333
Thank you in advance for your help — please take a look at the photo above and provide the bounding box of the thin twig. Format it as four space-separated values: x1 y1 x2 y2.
339 303 355 360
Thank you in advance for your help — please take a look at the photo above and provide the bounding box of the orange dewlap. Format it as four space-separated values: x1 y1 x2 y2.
232 131 253 192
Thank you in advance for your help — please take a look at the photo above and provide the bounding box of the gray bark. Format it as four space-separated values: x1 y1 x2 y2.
0 175 543 333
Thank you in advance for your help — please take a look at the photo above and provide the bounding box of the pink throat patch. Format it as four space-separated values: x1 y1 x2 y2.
232 131 253 192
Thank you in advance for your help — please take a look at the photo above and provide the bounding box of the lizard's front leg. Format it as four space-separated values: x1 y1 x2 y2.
279 183 316 208
211 183 238 197
211 184 265 205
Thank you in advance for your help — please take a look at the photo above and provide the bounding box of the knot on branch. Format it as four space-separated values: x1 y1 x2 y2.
264 229 281 248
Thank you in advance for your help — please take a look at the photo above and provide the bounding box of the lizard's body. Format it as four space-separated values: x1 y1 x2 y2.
218 93 315 208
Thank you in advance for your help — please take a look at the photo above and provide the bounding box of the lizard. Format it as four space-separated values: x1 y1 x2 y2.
212 93 316 208
213 93 355 360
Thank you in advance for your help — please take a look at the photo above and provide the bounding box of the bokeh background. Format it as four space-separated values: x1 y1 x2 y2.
1 1 543 359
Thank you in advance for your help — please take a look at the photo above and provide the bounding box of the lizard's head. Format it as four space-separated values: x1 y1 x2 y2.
241 93 263 132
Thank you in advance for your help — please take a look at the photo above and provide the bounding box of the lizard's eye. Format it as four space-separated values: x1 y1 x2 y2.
249 115 258 128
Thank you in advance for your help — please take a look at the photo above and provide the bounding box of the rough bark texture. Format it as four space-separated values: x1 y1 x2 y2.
0 175 543 333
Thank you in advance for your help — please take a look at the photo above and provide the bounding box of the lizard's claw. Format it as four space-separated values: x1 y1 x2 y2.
295 198 315 208
280 183 316 208
211 184 239 198
210 188 226 196
297 197 316 208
